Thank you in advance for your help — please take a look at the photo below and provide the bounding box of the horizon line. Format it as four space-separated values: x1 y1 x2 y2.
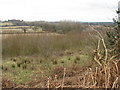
1 19 114 23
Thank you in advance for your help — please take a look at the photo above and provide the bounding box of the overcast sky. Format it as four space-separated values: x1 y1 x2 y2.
0 0 119 22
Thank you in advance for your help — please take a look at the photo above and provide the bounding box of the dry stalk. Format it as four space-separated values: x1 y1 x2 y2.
86 68 91 87
55 85 61 89
83 74 86 87
54 75 59 89
112 61 119 74
89 25 108 65
47 76 50 90
93 39 102 66
89 68 95 85
54 75 57 82
94 67 98 85
107 55 118 65
61 68 66 89
101 38 108 62
97 31 108 64
97 39 101 51
111 77 118 88
95 38 101 59
94 56 102 66
107 67 111 88
104 65 108 88
51 75 60 89
77 76 81 88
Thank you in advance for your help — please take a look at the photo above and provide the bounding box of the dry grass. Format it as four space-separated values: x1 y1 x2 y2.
2 30 97 59
43 61 119 88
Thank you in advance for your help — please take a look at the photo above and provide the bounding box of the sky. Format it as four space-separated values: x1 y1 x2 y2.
0 0 119 22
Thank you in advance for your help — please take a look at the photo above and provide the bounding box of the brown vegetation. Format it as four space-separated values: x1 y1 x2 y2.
2 23 119 89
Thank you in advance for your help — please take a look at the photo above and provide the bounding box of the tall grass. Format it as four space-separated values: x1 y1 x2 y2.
2 30 98 59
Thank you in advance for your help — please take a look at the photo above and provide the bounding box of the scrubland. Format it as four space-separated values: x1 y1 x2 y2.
1 22 119 89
